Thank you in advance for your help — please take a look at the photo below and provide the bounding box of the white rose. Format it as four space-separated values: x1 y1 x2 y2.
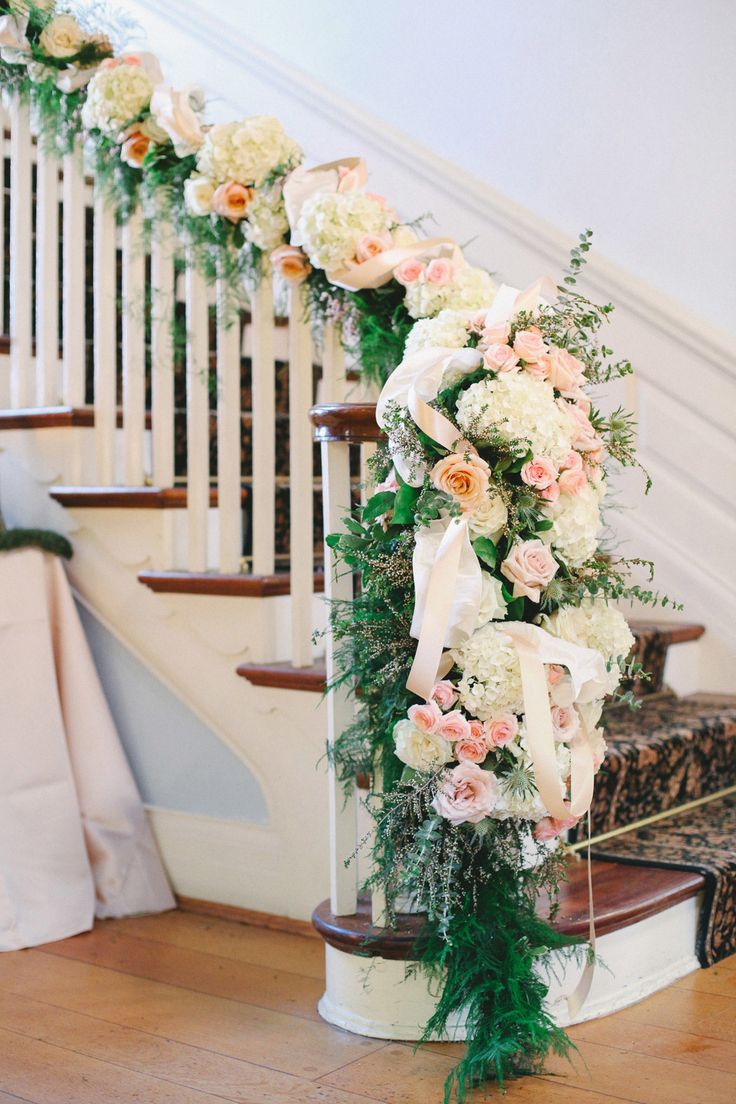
468 491 507 540
39 14 84 58
0 13 29 64
393 719 453 772
476 572 507 627
184 175 216 217
150 84 205 157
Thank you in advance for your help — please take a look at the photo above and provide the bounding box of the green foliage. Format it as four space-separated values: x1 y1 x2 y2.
0 528 73 559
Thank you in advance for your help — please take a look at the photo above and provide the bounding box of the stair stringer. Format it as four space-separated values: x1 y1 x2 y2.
0 434 334 922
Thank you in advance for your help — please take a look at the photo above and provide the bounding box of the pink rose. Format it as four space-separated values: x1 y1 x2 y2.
212 181 253 223
337 164 363 192
425 258 454 285
548 346 586 397
558 467 587 495
355 231 393 263
431 680 458 711
559 400 601 452
436 710 472 743
394 258 425 286
484 343 519 374
524 353 552 381
468 312 488 335
408 701 442 734
432 761 499 826
551 705 580 741
375 469 399 494
485 713 518 748
547 664 566 686
533 814 579 842
469 720 485 740
513 328 548 363
455 732 488 764
482 321 511 345
500 539 558 602
520 456 558 491
271 245 312 283
562 450 583 472
540 481 560 503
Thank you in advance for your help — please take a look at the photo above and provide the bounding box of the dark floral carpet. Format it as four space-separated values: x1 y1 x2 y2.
592 792 736 965
587 694 736 837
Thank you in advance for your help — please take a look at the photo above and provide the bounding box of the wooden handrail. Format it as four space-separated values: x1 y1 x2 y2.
309 402 385 444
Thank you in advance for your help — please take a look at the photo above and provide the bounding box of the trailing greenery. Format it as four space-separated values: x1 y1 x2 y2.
0 526 73 559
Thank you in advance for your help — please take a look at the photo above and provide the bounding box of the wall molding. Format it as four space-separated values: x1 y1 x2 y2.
144 0 733 377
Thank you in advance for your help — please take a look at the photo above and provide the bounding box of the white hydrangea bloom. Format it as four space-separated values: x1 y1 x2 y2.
452 624 523 721
82 63 155 136
456 374 573 466
244 190 290 251
404 264 496 320
296 190 392 270
196 116 301 187
403 310 472 357
543 481 603 566
542 598 635 691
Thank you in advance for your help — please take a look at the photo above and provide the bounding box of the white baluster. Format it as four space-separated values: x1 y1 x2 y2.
35 147 60 406
121 208 146 484
288 284 314 666
321 436 359 915
93 193 117 484
62 145 86 407
250 278 276 576
0 106 6 339
321 322 347 403
185 256 210 571
151 217 175 489
216 279 242 573
9 98 32 409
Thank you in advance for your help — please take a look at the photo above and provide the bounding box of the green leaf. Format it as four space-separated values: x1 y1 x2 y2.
393 482 421 525
472 536 497 569
343 516 365 535
325 533 342 549
362 490 396 523
505 596 525 620
535 518 554 532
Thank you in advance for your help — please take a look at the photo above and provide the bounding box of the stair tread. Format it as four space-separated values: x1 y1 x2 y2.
50 486 248 508
140 570 324 597
311 857 705 958
237 661 327 692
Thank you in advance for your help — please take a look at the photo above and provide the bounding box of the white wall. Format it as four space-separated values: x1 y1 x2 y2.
127 0 736 335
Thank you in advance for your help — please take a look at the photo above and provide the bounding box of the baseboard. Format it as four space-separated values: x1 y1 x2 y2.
176 894 318 938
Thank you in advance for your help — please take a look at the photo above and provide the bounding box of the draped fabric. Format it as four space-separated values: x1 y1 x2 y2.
0 548 174 951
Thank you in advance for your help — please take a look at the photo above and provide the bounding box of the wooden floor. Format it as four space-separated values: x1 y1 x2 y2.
0 911 734 1104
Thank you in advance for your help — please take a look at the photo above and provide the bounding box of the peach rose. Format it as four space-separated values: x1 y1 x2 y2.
337 164 363 192
355 231 393 263
455 731 488 764
559 466 587 495
271 245 312 283
485 713 519 748
547 664 566 686
436 710 472 743
408 701 442 734
425 258 454 285
513 328 548 363
431 680 458 711
484 343 519 374
212 181 253 223
482 321 511 345
432 761 499 826
533 814 579 842
430 451 490 512
469 720 486 741
524 353 552 381
394 258 425 285
520 456 558 491
500 539 558 602
548 346 586 397
120 131 150 168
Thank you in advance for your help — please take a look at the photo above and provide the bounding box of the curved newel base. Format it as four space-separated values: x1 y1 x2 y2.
313 893 701 1041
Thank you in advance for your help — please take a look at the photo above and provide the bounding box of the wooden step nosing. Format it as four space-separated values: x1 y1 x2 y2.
237 661 327 692
50 486 248 508
140 571 325 598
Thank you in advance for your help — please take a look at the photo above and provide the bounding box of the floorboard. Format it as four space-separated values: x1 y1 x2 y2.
0 912 733 1103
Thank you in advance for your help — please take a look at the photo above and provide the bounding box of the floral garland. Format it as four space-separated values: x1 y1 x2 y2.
325 250 677 1100
0 1 497 373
